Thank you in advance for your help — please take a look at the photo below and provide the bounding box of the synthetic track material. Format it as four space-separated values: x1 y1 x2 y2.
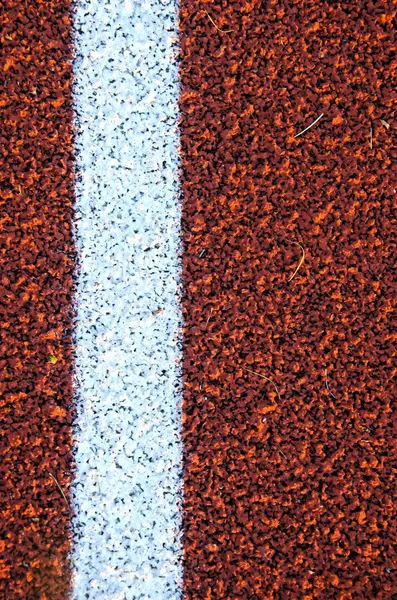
71 0 183 597
0 1 75 598
180 1 397 598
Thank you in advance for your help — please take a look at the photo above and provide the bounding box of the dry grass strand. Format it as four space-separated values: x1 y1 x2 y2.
325 369 337 399
287 240 305 281
294 113 324 138
49 472 69 507
204 9 233 33
243 367 281 401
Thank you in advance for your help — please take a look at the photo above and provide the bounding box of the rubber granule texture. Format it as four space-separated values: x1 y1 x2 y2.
180 1 397 598
0 2 75 598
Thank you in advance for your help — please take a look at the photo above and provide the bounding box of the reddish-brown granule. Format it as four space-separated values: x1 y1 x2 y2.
0 1 75 598
179 1 397 598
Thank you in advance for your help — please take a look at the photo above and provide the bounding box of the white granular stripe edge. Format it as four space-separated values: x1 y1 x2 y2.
71 1 182 598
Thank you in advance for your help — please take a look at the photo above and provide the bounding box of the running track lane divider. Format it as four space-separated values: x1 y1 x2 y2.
72 0 183 598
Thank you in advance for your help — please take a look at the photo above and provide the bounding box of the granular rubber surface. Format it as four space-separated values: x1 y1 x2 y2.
0 2 75 598
179 1 397 598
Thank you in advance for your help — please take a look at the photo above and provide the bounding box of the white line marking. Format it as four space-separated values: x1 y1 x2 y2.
71 1 182 598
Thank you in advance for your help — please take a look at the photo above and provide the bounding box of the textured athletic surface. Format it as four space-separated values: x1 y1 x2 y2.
1 0 396 598
71 0 183 597
179 1 397 598
0 2 75 598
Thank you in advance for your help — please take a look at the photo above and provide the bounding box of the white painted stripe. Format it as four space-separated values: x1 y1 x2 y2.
71 1 182 598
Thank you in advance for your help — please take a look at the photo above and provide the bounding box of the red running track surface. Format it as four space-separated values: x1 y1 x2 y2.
1 1 397 598
179 1 397 598
0 2 75 598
